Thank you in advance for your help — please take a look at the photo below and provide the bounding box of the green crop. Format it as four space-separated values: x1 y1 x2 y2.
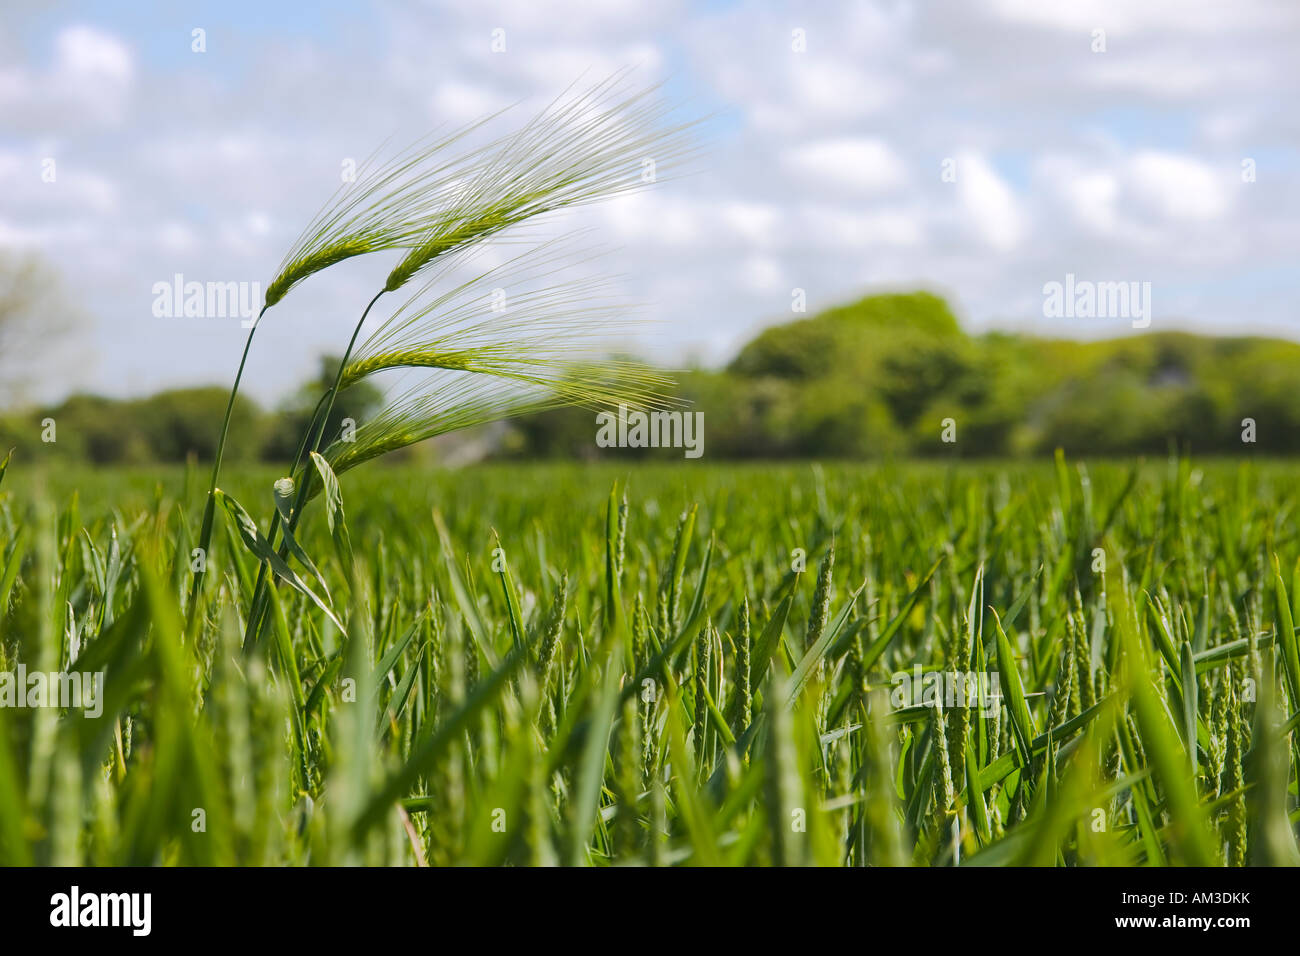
1 457 1298 866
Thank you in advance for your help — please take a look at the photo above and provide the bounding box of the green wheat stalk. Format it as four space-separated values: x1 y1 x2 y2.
237 76 695 648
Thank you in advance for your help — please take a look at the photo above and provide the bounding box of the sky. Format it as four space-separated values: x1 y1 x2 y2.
2 0 1298 407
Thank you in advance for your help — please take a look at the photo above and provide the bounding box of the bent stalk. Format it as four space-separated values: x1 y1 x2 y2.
242 291 385 650
185 306 267 638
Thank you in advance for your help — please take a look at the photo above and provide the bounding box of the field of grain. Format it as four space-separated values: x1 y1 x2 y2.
1 456 1298 866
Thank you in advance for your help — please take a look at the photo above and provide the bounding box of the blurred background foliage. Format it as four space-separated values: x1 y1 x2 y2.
0 357 384 467
507 291 1300 460
5 289 1300 464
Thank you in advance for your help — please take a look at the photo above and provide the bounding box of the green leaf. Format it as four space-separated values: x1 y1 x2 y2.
991 607 1036 767
1272 555 1300 712
494 533 527 654
272 477 332 604
566 646 623 865
215 489 346 634
310 452 354 574
964 737 990 845
1121 619 1217 866
353 646 526 838
377 646 424 736
1179 640 1197 776
372 613 423 687
861 556 946 672
787 581 865 705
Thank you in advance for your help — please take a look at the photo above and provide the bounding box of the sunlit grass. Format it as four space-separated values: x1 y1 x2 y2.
2 457 1298 865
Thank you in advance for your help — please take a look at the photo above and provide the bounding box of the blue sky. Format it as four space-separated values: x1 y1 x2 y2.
2 0 1298 406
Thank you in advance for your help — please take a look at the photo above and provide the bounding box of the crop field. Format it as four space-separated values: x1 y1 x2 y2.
1 456 1298 866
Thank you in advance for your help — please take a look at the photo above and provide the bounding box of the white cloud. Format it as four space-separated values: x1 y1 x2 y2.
439 0 678 34
3 0 1300 403
807 205 924 248
787 59 897 120
719 201 780 246
1126 151 1230 222
955 152 1027 251
62 169 118 214
0 25 135 129
783 138 907 194
601 193 705 247
987 0 1285 36
1036 156 1121 235
429 81 511 124
1064 171 1120 234
739 255 783 293
512 43 663 87
157 222 199 254
1089 57 1217 98
56 25 133 82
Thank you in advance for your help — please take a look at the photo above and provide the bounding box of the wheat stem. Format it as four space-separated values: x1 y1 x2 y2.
241 388 331 649
185 305 267 638
243 292 386 651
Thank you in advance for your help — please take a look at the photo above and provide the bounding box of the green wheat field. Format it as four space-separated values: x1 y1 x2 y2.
1 456 1298 866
